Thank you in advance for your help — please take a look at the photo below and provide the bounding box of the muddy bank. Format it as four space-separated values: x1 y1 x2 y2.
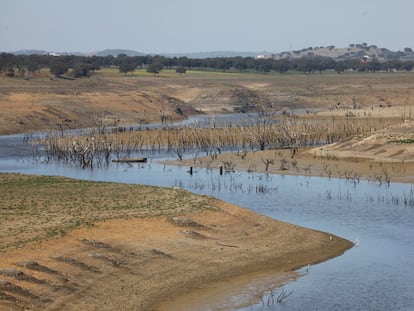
0 174 352 310
165 121 414 184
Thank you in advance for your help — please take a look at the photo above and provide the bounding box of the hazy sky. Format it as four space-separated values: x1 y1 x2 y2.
1 0 413 54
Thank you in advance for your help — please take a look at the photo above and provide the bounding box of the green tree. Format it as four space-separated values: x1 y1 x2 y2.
272 59 290 73
6 67 15 77
146 62 163 75
334 61 346 74
176 66 187 75
233 57 248 71
215 58 232 72
0 53 15 72
368 59 381 72
50 60 69 77
177 56 192 69
294 58 314 74
71 63 92 77
119 61 135 75
402 61 414 72
27 61 39 74
257 59 272 74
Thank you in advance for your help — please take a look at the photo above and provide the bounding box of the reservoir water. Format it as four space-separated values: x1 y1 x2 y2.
1 132 413 310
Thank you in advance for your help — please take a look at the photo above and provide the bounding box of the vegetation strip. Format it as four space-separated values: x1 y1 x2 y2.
0 173 206 251
0 173 353 310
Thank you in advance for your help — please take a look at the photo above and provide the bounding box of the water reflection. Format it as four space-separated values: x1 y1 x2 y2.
1 136 414 310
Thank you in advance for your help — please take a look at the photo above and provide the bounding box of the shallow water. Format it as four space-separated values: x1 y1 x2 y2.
1 134 413 311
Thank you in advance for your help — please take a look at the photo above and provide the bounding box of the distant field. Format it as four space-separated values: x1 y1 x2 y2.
98 67 299 77
1 70 413 135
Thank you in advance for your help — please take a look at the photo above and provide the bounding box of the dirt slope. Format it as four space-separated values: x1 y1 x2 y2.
0 75 197 135
0 174 352 310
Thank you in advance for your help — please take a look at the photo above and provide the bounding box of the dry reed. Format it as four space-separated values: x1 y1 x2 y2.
35 114 401 168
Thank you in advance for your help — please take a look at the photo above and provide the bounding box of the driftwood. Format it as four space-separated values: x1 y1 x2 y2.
112 157 147 163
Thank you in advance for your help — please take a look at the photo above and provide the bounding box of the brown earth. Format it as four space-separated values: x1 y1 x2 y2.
1 70 414 309
0 213 350 311
167 119 414 184
2 70 414 135
3 70 414 185
0 174 351 311
0 75 198 135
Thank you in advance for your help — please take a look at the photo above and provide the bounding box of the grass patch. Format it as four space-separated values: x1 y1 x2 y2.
0 173 210 252
390 139 414 144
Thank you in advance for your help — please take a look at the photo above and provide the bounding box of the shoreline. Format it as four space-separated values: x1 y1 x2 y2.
161 120 414 185
1 121 412 308
163 146 414 185
0 174 352 310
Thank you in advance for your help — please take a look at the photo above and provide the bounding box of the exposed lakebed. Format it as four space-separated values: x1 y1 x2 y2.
1 130 413 311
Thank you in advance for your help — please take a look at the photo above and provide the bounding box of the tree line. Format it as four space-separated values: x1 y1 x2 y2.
1 52 413 78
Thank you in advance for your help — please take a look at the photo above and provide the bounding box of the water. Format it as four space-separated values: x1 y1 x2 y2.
1 135 414 310
237 178 414 311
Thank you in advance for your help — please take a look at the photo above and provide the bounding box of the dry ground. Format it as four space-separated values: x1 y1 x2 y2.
168 119 414 184
1 70 414 135
0 174 351 310
0 72 198 135
1 70 413 309
3 70 414 185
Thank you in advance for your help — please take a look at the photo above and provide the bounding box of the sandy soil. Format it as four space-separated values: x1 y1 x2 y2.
0 75 198 135
1 71 413 310
166 119 414 184
2 71 414 135
0 194 351 311
4 72 414 186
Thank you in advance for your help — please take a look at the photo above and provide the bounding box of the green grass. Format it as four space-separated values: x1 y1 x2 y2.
95 67 303 79
0 173 210 251
390 139 414 144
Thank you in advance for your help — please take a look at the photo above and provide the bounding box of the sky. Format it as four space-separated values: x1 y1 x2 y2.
1 0 413 54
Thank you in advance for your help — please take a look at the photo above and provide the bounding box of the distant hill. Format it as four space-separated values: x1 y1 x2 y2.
268 44 413 61
5 49 259 58
163 51 259 58
10 50 83 56
90 50 259 58
11 50 51 55
90 49 146 57
6 49 144 57
4 44 413 61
